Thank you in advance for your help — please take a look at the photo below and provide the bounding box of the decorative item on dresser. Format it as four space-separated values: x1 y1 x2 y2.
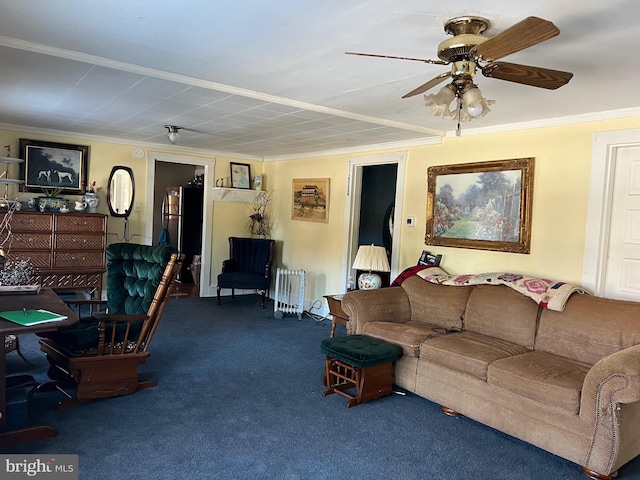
6 211 107 298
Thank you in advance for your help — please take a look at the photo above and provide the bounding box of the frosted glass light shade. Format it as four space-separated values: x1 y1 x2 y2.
165 125 181 145
463 85 484 117
424 84 456 117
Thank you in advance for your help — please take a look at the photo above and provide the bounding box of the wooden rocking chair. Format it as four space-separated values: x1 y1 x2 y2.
38 244 183 409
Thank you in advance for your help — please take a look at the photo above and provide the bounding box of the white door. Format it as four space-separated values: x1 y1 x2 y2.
605 145 640 300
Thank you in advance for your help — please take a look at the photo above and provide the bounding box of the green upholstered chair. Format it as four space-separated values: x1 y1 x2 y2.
216 237 275 308
38 243 182 409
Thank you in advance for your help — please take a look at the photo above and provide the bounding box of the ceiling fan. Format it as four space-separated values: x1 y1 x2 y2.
346 16 573 131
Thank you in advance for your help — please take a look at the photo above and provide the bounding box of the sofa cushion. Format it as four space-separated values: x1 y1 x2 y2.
535 294 640 365
464 285 539 349
488 351 591 414
401 276 472 330
363 321 449 357
420 331 529 380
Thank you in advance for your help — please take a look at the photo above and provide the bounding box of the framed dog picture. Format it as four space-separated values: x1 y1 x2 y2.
19 139 89 195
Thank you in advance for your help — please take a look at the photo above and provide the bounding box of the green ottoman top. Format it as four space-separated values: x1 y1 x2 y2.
321 334 402 368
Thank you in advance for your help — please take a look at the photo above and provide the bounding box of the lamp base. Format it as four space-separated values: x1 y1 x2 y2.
358 272 382 290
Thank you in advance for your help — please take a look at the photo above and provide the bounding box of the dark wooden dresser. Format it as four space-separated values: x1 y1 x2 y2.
6 211 108 298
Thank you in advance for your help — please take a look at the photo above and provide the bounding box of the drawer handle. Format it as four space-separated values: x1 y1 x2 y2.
71 256 87 261
73 238 88 245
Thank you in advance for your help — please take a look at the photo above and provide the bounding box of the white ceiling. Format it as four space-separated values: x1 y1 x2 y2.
0 0 639 160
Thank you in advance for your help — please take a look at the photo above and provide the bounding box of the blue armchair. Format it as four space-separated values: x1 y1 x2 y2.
217 237 275 308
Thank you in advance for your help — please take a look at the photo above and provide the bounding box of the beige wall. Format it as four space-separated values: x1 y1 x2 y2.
4 116 640 309
263 117 640 307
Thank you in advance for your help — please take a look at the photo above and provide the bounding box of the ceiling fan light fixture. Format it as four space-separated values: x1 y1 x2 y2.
165 125 182 145
424 84 456 117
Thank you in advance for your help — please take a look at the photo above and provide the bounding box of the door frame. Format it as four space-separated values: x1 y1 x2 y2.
146 151 215 297
343 151 406 288
583 128 640 296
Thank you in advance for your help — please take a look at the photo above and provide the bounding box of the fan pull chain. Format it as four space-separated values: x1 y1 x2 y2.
456 97 462 137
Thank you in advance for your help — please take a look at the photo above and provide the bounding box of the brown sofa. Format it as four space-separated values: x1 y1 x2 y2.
341 275 640 480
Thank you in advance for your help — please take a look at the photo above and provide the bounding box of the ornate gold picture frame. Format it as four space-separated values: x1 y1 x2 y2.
425 158 534 253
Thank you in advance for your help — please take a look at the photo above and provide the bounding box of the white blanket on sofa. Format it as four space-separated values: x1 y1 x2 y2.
416 269 587 312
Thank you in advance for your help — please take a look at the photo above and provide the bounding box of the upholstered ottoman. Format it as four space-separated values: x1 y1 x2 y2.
321 334 402 407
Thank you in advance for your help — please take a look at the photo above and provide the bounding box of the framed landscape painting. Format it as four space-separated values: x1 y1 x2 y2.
425 158 534 253
19 139 89 195
291 178 330 223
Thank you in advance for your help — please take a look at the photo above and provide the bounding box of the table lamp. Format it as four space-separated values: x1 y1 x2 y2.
352 244 390 290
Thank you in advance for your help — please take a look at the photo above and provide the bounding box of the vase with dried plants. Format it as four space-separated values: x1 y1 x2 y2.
248 191 272 238
0 200 39 292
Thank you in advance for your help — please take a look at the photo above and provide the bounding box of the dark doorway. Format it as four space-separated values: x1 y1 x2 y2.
357 163 398 288
153 161 204 287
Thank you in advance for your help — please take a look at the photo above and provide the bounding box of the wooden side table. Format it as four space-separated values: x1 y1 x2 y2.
324 294 349 337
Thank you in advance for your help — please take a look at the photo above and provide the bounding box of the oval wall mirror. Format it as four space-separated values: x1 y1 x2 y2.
107 166 135 217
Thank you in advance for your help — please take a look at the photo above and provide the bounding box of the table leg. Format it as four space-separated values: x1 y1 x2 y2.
1 334 7 433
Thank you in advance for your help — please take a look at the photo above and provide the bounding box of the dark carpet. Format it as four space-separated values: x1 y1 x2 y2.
3 295 640 479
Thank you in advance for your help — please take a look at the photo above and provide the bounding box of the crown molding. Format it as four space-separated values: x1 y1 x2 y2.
444 107 640 138
263 136 442 161
0 123 264 161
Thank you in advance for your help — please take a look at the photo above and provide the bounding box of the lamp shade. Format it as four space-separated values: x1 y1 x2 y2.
352 245 390 290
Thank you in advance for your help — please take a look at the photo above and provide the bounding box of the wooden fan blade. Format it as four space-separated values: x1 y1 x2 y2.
482 61 573 89
472 17 560 62
345 51 447 65
402 72 451 98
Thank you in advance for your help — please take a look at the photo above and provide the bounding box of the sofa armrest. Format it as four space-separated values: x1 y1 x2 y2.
580 345 640 473
341 287 411 335
580 344 640 423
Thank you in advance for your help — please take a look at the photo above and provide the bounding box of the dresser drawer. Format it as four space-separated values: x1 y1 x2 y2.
55 234 105 250
11 232 52 250
7 251 53 269
39 273 103 289
55 214 107 233
11 213 53 231
53 251 105 268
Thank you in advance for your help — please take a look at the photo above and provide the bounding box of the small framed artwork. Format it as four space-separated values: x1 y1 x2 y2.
19 139 89 195
425 157 534 254
230 162 251 189
292 178 330 223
